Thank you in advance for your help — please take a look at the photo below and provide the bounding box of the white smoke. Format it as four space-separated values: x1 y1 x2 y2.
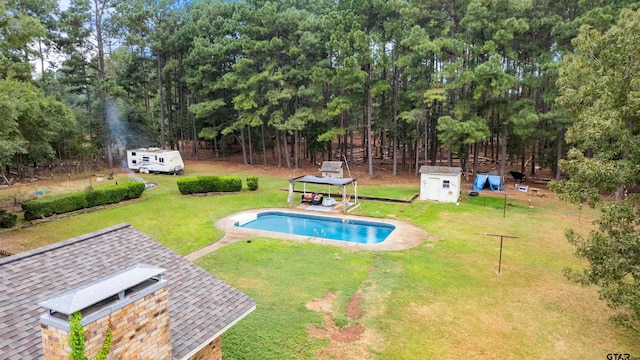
106 97 128 159
127 171 145 183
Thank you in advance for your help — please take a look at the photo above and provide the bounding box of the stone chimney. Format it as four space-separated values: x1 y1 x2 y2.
39 264 172 359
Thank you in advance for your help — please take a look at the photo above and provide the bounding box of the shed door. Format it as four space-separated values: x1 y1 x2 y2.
427 177 440 200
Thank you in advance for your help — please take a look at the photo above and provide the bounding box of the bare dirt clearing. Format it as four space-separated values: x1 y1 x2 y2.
307 290 379 360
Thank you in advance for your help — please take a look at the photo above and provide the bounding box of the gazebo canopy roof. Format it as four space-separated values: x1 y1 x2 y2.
289 175 356 187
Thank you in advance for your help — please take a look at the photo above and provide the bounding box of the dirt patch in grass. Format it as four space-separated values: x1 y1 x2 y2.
307 288 380 360
346 289 363 320
307 292 336 316
308 316 365 343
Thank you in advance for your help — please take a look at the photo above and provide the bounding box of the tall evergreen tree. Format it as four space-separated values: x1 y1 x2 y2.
551 8 640 329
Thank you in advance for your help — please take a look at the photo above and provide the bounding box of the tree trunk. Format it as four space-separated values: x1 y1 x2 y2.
472 142 479 180
93 0 111 167
158 53 166 149
430 113 438 166
191 97 197 156
392 65 400 176
414 121 420 177
366 66 374 176
248 125 253 165
261 124 267 165
240 128 248 165
294 129 299 169
500 118 508 183
530 143 536 176
423 112 428 165
283 132 291 169
276 128 282 168
490 106 496 160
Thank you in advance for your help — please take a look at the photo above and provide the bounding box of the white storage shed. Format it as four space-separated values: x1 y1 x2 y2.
419 166 462 203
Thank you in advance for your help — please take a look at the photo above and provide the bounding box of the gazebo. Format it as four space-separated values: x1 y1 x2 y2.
287 175 360 212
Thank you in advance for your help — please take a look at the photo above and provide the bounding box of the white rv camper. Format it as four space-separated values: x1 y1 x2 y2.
126 148 184 174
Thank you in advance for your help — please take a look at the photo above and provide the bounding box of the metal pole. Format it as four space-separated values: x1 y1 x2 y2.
503 193 507 218
476 233 519 274
498 236 504 274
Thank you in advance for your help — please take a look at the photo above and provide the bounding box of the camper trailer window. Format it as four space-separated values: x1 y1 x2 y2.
442 180 450 189
131 152 136 156
142 156 149 162
159 158 164 163
132 160 137 164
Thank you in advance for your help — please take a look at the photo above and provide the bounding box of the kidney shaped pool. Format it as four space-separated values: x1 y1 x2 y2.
234 211 395 244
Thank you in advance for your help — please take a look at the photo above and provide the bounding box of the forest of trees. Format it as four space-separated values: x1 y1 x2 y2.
2 0 640 329
0 0 638 180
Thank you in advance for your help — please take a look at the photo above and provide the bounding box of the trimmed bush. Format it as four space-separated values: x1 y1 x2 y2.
86 188 111 207
22 182 145 221
198 176 222 192
246 176 259 191
0 210 17 228
23 193 88 220
123 182 145 199
86 182 144 207
218 176 242 192
177 178 203 195
177 175 242 194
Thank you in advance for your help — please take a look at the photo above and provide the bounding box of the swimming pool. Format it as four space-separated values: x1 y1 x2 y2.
234 211 395 244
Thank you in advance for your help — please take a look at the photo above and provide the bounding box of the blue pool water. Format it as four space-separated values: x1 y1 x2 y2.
235 211 395 244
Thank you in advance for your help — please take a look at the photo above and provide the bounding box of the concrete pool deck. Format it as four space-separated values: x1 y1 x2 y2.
184 208 429 261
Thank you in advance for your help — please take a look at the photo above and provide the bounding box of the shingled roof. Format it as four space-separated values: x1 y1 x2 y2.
0 223 256 360
419 165 463 174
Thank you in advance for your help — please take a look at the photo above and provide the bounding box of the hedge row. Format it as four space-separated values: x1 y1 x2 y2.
0 210 17 228
22 182 145 221
177 176 243 194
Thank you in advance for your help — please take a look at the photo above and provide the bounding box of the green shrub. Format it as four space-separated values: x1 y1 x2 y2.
246 176 259 191
122 182 145 199
198 176 221 193
53 192 88 214
86 185 133 207
106 185 129 203
177 175 242 194
22 182 145 220
177 178 202 194
21 199 49 220
0 210 17 228
218 176 242 192
23 193 88 220
86 188 110 207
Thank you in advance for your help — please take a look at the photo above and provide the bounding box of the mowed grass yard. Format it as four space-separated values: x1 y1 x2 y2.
1 161 638 359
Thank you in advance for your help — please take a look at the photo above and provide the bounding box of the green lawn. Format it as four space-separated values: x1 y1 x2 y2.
2 163 638 359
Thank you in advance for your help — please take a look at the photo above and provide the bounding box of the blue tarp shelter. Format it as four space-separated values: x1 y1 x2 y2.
473 174 502 191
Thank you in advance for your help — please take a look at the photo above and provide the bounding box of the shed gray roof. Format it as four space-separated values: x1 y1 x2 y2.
0 223 256 360
419 165 462 175
320 161 343 172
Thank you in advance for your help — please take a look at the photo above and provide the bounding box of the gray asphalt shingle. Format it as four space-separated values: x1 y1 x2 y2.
418 165 463 174
0 223 256 359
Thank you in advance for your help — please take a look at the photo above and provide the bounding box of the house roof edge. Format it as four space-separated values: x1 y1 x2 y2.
176 303 257 360
0 223 131 266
